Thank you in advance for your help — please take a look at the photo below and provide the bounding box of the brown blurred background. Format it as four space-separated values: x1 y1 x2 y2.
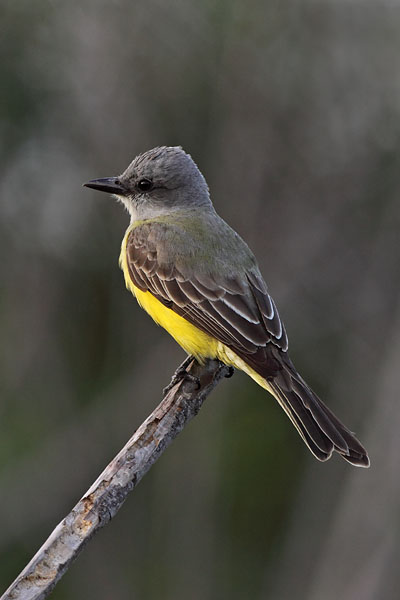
1 1 400 598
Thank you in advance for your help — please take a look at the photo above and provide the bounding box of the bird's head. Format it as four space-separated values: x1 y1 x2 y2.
84 146 211 220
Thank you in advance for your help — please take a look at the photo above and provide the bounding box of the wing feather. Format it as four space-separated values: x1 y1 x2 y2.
210 300 267 346
124 223 369 466
177 280 204 303
222 293 260 323
126 224 288 372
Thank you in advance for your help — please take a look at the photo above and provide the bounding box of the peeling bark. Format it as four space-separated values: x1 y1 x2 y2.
2 358 229 600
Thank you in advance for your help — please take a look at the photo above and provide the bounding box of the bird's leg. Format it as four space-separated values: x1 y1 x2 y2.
214 362 234 382
224 365 234 378
205 360 235 384
163 355 201 396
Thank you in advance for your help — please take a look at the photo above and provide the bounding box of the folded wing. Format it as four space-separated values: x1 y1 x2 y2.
125 223 369 467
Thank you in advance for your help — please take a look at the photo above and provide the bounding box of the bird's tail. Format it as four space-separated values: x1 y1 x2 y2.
266 358 369 467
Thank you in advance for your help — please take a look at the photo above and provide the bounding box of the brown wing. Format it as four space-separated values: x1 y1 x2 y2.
125 223 369 467
126 224 288 377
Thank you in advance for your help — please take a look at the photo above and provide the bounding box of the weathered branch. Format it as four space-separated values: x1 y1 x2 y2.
2 358 230 600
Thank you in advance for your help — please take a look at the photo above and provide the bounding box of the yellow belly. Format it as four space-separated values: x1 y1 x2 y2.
119 225 269 389
136 287 219 360
119 228 217 361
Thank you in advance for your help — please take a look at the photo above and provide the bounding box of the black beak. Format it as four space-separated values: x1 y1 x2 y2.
83 177 126 195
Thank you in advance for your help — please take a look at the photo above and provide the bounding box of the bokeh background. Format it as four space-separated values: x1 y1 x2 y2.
1 1 400 598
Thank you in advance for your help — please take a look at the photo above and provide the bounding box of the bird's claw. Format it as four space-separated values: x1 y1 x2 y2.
224 366 234 378
163 356 200 396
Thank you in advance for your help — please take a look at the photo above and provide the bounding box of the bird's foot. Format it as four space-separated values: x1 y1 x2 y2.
163 355 200 396
224 366 235 378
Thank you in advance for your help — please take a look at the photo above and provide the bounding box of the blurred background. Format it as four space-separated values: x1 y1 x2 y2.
1 1 400 598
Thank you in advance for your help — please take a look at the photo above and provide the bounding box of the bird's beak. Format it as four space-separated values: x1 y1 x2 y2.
83 177 126 195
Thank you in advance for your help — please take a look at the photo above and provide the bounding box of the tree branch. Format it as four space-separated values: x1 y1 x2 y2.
2 358 230 600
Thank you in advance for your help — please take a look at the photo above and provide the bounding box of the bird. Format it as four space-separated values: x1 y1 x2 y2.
84 146 369 467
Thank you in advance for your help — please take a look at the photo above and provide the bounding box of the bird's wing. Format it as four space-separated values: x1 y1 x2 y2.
125 223 288 377
125 223 370 467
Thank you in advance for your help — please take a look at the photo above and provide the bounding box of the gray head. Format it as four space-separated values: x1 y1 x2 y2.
84 146 212 220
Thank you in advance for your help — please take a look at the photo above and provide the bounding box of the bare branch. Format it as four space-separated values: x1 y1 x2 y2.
2 358 229 600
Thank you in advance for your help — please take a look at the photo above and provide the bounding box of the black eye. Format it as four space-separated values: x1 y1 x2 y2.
137 178 153 192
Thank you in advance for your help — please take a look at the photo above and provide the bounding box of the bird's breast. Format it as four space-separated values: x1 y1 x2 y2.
119 226 218 361
118 225 269 391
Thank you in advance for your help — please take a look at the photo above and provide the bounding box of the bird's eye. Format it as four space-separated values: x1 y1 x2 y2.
137 178 153 192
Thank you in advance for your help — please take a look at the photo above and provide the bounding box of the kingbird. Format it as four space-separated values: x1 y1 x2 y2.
84 146 369 467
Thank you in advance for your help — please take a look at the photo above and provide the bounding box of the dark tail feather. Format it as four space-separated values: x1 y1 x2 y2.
269 364 369 468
